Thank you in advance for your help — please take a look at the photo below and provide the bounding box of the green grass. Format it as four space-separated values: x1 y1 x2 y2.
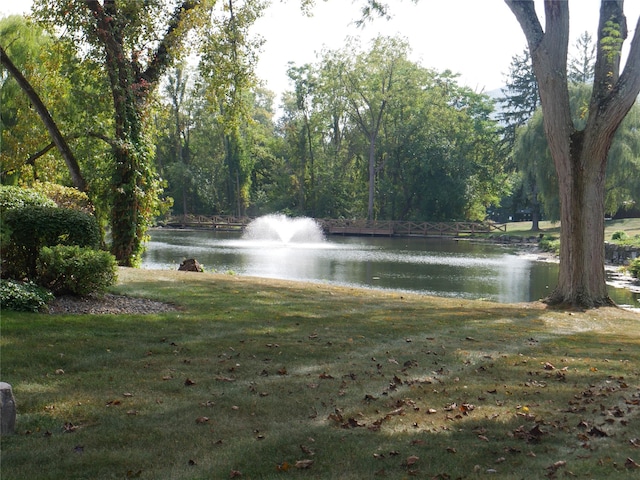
503 217 640 243
2 268 640 479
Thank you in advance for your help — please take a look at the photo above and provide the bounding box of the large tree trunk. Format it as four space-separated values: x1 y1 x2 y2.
506 0 640 308
0 45 87 191
550 133 610 306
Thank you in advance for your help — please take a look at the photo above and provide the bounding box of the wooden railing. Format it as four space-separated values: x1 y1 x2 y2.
162 215 507 236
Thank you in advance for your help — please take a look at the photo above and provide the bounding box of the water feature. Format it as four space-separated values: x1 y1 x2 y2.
143 216 640 308
243 214 325 243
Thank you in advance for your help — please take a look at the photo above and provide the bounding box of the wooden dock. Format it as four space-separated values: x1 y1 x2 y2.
162 215 506 237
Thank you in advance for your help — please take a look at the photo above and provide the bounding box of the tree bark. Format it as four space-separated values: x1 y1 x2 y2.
505 0 640 308
0 45 87 191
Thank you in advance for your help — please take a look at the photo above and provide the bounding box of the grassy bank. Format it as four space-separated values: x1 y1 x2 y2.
503 217 640 242
2 268 640 479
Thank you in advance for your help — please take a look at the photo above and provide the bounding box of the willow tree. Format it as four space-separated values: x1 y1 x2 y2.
506 0 640 308
32 0 208 266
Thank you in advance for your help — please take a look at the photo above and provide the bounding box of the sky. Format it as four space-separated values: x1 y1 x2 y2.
3 0 640 102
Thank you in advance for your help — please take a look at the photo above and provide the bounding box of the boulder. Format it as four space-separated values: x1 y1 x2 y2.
0 382 16 435
178 258 204 272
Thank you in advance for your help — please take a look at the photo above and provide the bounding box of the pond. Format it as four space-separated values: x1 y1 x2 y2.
142 227 640 309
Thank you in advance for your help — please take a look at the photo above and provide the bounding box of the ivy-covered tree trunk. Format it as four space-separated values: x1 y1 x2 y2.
506 0 640 308
84 0 199 266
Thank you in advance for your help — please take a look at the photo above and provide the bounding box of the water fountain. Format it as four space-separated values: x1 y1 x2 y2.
242 214 325 244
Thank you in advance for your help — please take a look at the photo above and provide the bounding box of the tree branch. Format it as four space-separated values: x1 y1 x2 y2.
0 44 87 191
141 1 200 87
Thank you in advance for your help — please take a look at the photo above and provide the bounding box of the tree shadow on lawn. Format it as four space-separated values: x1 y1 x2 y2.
3 271 640 479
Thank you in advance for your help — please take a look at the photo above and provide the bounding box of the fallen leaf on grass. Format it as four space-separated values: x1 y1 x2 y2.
195 416 209 424
405 455 419 467
295 459 314 469
346 418 365 428
513 423 546 443
625 458 640 469
587 426 608 438
63 422 78 433
546 460 566 473
276 462 290 472
300 444 315 455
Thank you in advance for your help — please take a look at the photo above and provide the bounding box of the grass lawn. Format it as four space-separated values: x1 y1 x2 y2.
503 217 640 241
2 268 640 479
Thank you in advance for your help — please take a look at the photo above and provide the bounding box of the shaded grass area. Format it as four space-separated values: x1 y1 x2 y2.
2 268 640 479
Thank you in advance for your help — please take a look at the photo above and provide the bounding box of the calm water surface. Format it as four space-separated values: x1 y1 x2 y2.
142 228 640 308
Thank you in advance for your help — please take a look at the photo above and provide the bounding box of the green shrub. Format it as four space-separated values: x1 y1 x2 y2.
630 258 640 279
36 245 117 296
3 206 101 279
0 279 54 312
539 235 560 254
611 231 628 241
32 182 94 214
0 185 56 211
0 186 56 262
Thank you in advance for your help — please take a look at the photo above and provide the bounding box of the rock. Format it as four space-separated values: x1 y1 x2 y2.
178 258 204 272
0 382 16 435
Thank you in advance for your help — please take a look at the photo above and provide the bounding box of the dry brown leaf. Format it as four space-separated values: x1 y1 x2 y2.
295 459 314 469
625 458 640 469
547 460 566 472
406 455 419 466
300 444 315 455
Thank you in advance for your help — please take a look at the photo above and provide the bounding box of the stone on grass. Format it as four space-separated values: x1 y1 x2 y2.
178 258 204 272
0 382 16 435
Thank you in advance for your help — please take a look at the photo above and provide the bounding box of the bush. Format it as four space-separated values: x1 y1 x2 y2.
0 279 54 312
611 231 628 241
0 185 56 211
31 182 94 214
630 258 640 279
3 206 101 279
539 235 560 254
0 186 56 262
36 245 117 296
